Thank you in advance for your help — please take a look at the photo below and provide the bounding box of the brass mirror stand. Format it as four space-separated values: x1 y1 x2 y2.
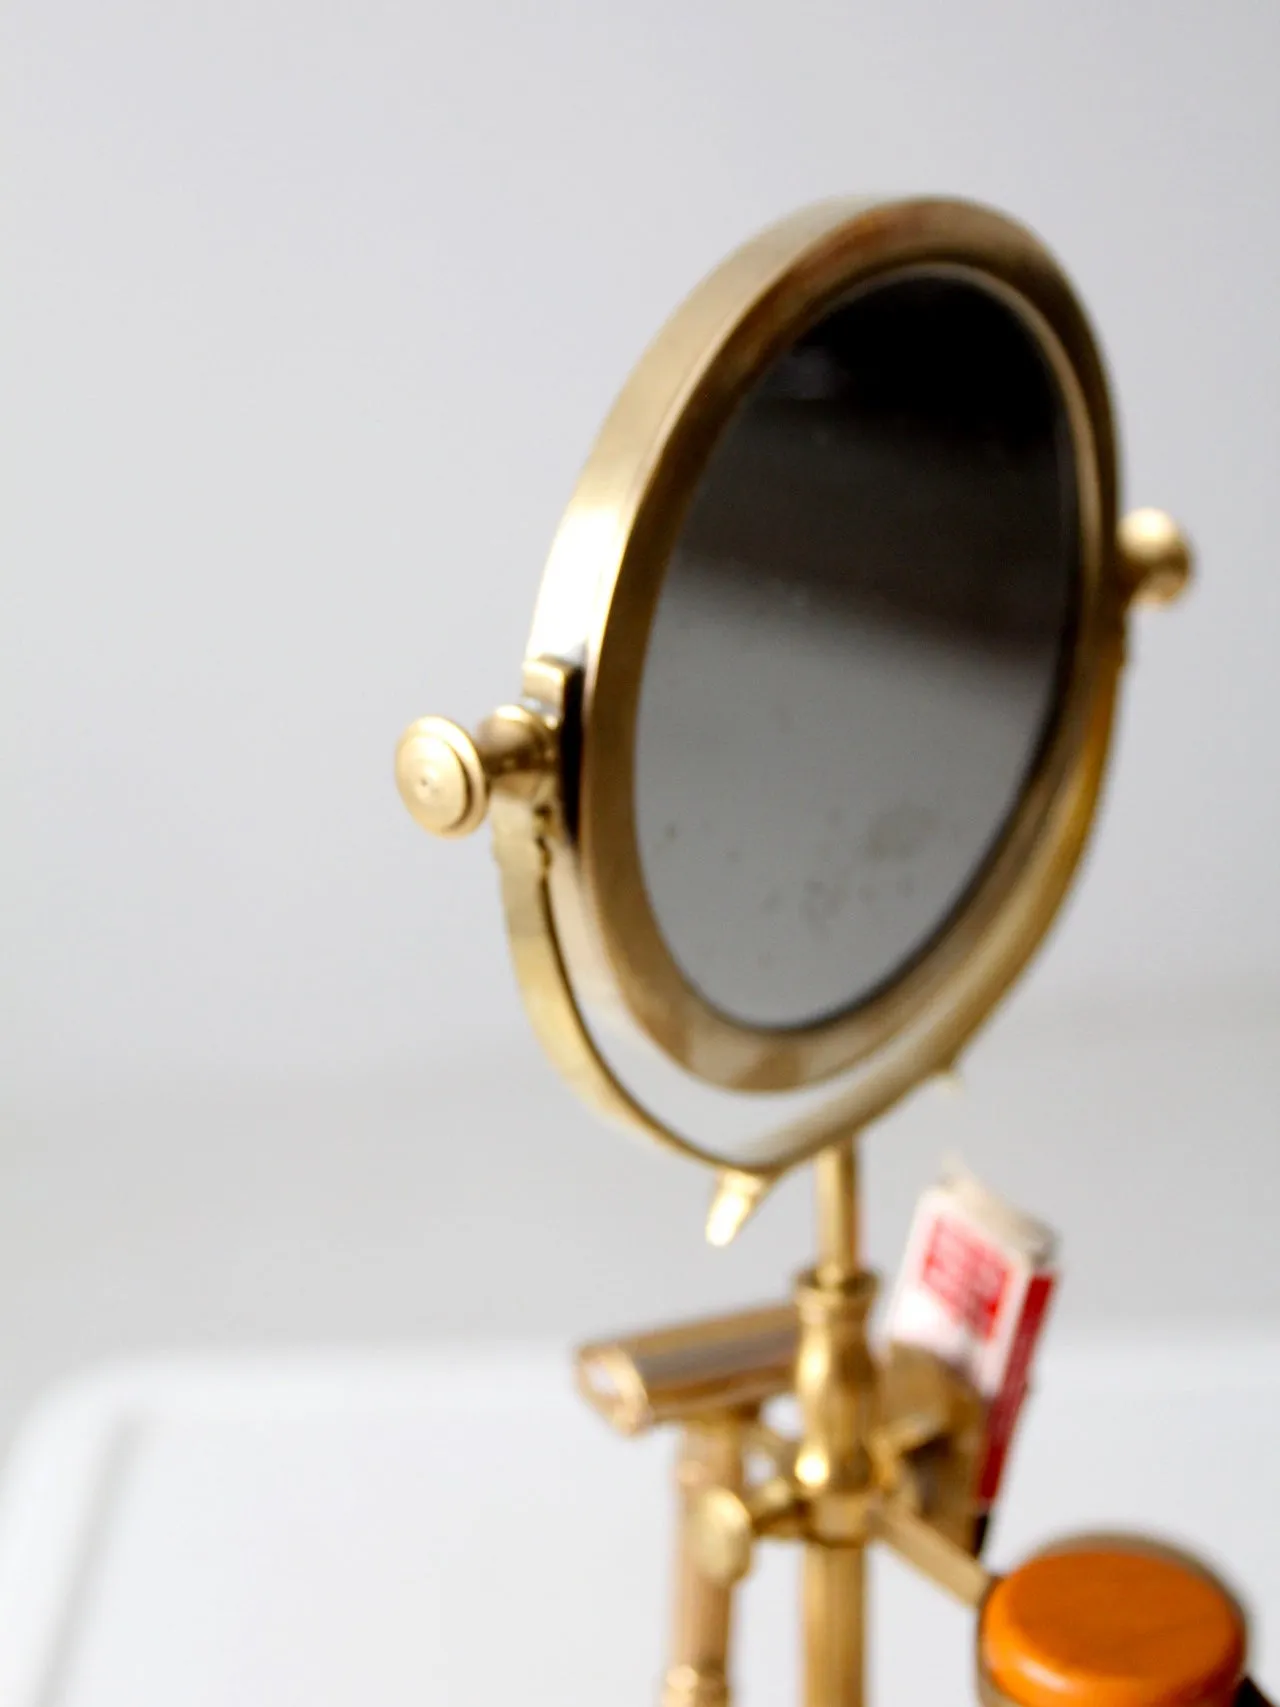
576 1134 988 1707
395 196 1215 1707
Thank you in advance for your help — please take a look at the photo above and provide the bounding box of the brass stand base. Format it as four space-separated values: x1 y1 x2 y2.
576 1134 992 1707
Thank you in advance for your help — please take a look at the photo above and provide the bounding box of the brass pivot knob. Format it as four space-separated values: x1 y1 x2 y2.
395 706 554 838
688 1476 799 1586
395 717 489 837
1118 509 1194 607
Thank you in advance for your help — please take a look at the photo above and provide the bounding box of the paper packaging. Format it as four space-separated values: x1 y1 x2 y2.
884 1166 1058 1536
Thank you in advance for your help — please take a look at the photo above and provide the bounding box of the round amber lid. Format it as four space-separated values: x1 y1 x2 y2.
981 1545 1246 1707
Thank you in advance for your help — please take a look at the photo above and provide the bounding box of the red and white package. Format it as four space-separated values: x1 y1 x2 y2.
884 1166 1057 1522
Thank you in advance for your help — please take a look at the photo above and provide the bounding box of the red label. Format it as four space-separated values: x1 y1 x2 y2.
919 1215 1011 1341
977 1271 1057 1505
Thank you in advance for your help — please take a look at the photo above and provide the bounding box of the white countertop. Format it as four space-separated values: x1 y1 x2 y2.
0 1335 1276 1707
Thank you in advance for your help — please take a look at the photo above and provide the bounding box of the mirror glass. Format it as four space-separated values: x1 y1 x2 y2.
634 270 1077 1030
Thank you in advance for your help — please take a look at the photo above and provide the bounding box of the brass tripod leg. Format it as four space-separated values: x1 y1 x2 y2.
796 1136 876 1707
661 1415 746 1707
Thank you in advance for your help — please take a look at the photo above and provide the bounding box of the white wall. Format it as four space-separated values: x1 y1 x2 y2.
3 0 1278 1437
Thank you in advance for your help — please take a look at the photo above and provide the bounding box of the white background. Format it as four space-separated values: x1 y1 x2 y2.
3 0 1279 1442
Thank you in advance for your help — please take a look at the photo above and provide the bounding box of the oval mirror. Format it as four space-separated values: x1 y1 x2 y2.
401 198 1152 1173
634 271 1076 1033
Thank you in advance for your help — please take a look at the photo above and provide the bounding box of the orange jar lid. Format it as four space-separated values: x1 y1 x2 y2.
981 1545 1246 1707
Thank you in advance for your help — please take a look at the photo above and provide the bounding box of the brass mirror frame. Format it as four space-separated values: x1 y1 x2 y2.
526 198 1118 1086
399 195 1189 1178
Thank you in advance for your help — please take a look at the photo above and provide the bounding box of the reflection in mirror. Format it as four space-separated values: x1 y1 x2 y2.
635 271 1077 1030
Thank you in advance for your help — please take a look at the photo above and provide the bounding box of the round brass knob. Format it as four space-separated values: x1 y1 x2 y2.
1118 509 1194 607
687 1474 800 1586
688 1486 756 1586
395 716 489 838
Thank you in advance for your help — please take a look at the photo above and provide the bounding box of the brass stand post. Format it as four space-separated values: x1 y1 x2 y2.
802 1546 865 1707
795 1136 877 1707
662 1416 747 1707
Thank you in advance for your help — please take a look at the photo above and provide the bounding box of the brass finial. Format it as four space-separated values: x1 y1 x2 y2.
1118 509 1194 607
705 1169 776 1247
